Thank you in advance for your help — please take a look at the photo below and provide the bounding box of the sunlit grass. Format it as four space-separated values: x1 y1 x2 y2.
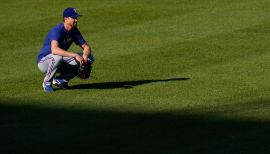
1 0 270 153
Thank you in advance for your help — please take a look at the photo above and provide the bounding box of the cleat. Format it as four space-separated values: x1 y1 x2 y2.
53 79 69 89
43 82 54 92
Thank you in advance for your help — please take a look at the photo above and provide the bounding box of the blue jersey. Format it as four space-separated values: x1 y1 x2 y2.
36 23 86 63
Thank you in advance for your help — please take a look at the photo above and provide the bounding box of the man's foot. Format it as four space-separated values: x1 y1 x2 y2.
43 82 54 93
53 79 69 89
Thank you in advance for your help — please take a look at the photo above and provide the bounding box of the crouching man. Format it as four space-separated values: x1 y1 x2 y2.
36 8 94 92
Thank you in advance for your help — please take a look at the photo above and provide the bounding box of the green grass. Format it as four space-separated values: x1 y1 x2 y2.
1 0 270 153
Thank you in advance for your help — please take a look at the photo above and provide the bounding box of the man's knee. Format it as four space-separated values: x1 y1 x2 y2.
51 55 65 68
51 55 63 63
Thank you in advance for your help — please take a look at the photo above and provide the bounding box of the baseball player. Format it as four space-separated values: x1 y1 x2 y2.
36 8 94 92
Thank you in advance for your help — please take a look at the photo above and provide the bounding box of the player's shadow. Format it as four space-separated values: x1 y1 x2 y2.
70 77 189 90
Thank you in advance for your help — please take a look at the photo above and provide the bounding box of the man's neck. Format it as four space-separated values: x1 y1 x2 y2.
63 22 72 32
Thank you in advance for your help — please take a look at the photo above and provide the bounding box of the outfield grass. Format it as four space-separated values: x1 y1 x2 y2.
1 0 270 153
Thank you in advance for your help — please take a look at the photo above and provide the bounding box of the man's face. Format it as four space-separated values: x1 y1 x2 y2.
65 17 78 28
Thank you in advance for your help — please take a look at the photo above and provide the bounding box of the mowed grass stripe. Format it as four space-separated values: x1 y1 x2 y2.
91 2 270 59
0 0 268 113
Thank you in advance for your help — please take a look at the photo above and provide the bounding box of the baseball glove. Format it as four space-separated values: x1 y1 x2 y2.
78 60 92 79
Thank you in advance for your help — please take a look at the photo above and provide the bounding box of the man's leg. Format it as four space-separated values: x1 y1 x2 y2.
52 53 94 89
38 54 62 92
57 56 79 81
57 53 95 81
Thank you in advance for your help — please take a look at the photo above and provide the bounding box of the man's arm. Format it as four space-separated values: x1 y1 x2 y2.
80 43 91 62
51 40 84 64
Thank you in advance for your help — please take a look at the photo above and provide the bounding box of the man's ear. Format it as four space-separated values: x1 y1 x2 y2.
63 17 68 22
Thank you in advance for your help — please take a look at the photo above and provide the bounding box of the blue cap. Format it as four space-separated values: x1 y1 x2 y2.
63 8 81 18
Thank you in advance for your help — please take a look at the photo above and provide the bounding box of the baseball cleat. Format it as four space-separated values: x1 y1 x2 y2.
43 82 54 92
53 79 69 89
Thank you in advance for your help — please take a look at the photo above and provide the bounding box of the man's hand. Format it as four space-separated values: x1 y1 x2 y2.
74 54 84 65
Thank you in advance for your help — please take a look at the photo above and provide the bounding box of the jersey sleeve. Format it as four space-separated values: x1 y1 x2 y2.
49 27 62 42
73 28 86 45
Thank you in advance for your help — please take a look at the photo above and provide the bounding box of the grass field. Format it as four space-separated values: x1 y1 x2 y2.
1 0 270 153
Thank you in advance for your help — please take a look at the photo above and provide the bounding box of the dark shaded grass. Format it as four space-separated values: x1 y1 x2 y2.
1 100 270 154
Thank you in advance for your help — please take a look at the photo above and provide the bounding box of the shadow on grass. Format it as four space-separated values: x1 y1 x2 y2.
1 100 270 153
69 77 189 89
